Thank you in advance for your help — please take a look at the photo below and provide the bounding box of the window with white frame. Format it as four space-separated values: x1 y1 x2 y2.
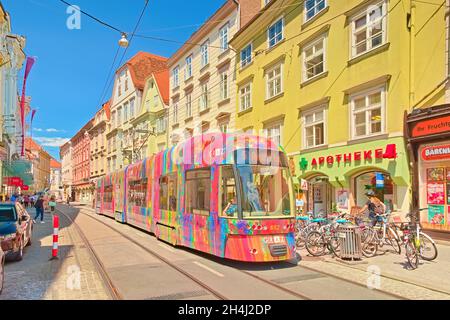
185 55 193 79
220 72 229 101
239 83 252 111
351 1 387 58
266 64 283 99
199 82 209 111
305 0 327 21
303 107 326 148
186 93 192 118
201 41 209 67
240 43 252 68
303 36 326 82
172 66 179 88
173 102 179 123
156 116 167 134
130 98 135 118
124 102 129 122
351 86 385 138
268 18 284 48
265 123 283 146
219 24 229 53
117 107 122 126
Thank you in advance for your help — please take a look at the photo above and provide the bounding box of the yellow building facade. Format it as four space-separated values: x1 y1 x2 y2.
230 0 447 217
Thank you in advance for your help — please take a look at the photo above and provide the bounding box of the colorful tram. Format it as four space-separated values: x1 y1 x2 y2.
95 133 297 262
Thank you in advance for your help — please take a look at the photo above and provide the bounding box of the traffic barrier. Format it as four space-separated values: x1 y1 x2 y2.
50 214 59 260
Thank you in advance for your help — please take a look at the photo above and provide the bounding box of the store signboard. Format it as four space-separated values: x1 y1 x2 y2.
428 205 445 225
421 144 450 161
411 115 450 138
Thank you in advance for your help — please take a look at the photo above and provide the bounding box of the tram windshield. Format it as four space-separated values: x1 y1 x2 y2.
236 165 294 219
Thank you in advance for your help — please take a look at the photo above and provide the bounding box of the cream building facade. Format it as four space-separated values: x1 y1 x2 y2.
89 101 110 180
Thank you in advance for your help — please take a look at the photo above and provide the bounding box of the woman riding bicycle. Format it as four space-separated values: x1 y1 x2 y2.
358 190 386 227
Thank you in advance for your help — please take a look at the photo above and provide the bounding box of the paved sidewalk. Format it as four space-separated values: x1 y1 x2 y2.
0 207 111 300
297 244 450 300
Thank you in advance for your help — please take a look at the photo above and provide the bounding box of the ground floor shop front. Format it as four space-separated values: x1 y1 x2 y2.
291 136 410 218
72 183 93 204
407 104 450 233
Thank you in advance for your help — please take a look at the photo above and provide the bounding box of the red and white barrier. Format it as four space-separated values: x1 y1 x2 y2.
51 215 59 260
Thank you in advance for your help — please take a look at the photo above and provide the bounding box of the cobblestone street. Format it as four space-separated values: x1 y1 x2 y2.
0 208 110 300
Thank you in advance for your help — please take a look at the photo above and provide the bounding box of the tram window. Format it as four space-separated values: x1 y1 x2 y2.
104 185 113 203
129 178 148 207
186 169 211 216
159 176 168 210
159 174 177 211
220 166 238 218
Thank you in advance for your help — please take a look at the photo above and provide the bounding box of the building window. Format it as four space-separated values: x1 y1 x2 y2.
240 43 252 68
305 0 327 21
199 82 209 112
350 86 385 139
351 1 387 58
354 171 394 210
172 66 179 88
220 72 229 101
185 169 211 215
201 41 209 67
219 23 229 53
186 93 192 118
219 122 228 133
239 83 252 111
124 102 129 122
111 111 116 129
117 107 122 126
130 98 135 118
266 64 283 99
303 107 326 149
265 123 283 146
185 55 193 79
267 18 284 48
302 36 326 82
173 102 178 124
156 117 167 134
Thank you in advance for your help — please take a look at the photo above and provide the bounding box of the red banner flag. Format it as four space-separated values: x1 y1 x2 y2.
20 57 36 157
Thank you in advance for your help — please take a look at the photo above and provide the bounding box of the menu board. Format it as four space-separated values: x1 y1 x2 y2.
427 183 445 205
427 168 445 181
428 205 445 225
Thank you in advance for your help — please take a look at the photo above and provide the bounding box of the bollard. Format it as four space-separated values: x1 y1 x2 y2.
50 214 59 260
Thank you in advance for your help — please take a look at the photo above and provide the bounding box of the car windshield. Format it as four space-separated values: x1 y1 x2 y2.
236 165 294 219
0 207 17 222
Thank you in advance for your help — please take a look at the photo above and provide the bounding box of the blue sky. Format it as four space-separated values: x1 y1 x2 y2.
3 0 225 160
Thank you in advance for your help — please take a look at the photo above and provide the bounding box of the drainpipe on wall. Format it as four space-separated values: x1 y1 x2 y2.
409 2 416 110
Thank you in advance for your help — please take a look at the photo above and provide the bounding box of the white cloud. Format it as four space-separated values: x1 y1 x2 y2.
34 137 70 147
33 128 43 132
46 128 66 133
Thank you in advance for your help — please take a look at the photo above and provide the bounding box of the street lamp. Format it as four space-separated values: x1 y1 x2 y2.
119 33 129 48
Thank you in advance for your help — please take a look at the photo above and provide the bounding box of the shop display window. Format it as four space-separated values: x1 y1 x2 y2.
354 171 394 212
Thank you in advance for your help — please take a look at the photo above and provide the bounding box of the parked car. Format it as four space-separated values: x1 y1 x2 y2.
0 246 5 295
0 203 33 261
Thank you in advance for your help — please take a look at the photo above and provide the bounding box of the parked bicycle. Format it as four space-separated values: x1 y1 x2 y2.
295 212 327 249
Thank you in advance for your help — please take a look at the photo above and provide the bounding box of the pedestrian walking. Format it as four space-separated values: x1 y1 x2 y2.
10 193 18 204
49 195 56 213
66 196 71 206
24 195 30 208
34 196 45 224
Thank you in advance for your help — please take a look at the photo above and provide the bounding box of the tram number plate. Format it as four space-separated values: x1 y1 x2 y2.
264 236 285 244
338 233 347 239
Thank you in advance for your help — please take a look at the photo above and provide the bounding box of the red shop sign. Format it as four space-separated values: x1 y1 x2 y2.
421 144 450 161
22 185 29 191
411 115 450 138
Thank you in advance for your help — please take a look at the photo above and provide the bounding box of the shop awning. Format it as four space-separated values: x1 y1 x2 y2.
2 160 34 186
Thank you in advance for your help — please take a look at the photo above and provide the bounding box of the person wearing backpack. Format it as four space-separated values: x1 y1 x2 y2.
358 190 386 227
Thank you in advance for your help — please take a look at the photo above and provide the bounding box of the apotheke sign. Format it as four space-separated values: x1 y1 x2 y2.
300 144 397 170
421 144 450 161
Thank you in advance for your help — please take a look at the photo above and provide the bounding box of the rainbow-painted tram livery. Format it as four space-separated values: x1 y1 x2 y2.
95 133 297 262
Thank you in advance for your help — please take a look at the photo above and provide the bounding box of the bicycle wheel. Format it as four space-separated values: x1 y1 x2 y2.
361 228 378 258
328 236 341 258
418 232 438 261
305 231 327 257
405 241 419 270
386 227 401 254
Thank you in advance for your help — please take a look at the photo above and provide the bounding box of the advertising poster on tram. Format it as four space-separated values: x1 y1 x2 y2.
428 205 445 225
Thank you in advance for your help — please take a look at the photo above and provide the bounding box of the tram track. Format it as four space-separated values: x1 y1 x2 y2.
58 208 228 300
70 207 313 300
63 205 407 300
